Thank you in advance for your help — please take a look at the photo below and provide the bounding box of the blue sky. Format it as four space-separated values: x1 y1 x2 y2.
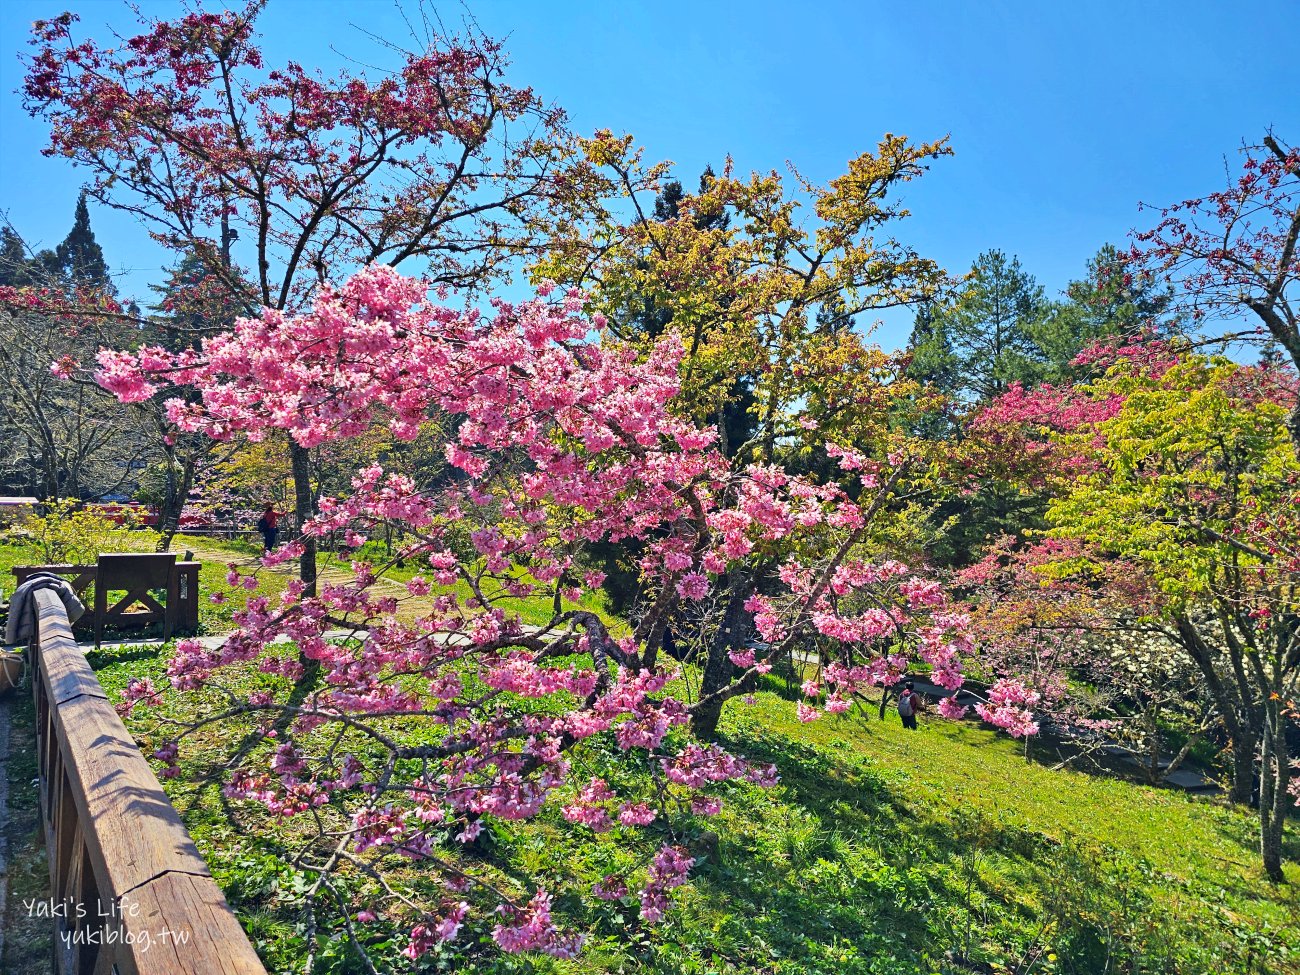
2 0 1298 348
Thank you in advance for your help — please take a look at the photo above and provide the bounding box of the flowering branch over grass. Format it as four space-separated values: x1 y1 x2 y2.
97 264 1005 962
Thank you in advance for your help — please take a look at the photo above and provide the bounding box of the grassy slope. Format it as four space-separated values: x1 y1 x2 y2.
84 644 1299 975
4 535 1295 974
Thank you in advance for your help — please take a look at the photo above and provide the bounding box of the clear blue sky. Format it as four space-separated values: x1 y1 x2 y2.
2 0 1298 348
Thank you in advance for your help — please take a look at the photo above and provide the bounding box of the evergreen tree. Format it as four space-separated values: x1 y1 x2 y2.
148 247 249 349
815 294 855 333
55 192 112 292
897 302 960 440
0 227 30 288
1258 339 1288 370
935 250 1048 402
1032 243 1179 381
904 300 960 390
629 168 731 342
0 226 63 289
652 178 686 222
900 254 1050 565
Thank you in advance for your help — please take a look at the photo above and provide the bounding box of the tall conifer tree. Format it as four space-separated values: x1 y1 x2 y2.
55 192 112 292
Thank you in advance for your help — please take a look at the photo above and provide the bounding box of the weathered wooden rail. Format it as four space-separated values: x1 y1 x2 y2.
26 587 267 974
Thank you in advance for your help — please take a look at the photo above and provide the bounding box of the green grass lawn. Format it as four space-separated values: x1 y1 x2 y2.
5 532 1295 974
80 635 1298 975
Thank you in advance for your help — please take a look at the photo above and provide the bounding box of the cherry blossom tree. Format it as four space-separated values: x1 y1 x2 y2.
1130 132 1300 448
22 2 606 591
956 535 1216 779
93 264 1032 965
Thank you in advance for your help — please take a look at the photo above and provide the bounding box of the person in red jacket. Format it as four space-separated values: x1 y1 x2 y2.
897 679 921 730
255 503 279 551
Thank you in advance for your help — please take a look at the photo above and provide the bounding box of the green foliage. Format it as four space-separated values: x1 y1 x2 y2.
54 192 112 292
7 499 140 564
132 461 180 508
1045 355 1293 605
902 244 1183 565
918 249 1049 403
1032 243 1179 384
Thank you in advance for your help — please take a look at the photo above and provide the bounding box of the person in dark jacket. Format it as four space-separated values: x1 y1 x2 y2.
255 503 279 551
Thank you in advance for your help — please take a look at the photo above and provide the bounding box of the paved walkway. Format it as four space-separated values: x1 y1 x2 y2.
90 628 365 652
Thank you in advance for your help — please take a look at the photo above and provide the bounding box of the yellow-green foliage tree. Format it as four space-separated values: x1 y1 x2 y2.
537 132 952 455
536 133 966 735
1031 351 1299 880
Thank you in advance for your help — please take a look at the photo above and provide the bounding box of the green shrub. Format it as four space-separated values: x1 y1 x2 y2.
5 499 150 564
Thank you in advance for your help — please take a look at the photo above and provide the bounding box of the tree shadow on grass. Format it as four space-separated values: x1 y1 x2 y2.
705 722 1251 975
715 727 899 818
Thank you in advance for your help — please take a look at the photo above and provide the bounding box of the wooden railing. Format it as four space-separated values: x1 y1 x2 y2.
27 587 267 975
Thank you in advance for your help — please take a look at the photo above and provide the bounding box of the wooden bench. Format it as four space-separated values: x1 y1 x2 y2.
11 560 201 636
26 587 267 974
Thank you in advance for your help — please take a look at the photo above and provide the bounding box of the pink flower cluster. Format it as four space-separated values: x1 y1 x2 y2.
974 678 1042 739
89 265 990 955
491 889 583 958
640 845 695 922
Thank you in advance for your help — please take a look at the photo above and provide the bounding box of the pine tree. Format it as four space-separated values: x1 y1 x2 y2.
903 301 959 389
815 294 854 333
626 167 732 342
1032 243 1179 381
0 227 31 288
653 179 686 222
931 250 1049 402
55 192 112 292
148 247 248 349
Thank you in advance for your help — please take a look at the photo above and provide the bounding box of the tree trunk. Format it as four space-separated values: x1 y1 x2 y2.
154 450 195 552
1259 699 1290 883
690 569 755 739
1145 706 1162 785
1173 616 1259 805
40 434 60 502
290 441 318 596
1229 733 1258 806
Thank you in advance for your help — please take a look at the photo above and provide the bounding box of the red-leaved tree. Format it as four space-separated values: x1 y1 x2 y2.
21 3 618 590
1130 132 1300 447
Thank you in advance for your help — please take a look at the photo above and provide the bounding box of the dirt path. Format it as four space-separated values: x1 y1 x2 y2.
177 539 426 626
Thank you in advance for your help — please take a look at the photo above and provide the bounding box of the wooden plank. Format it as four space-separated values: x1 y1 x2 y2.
117 872 268 975
13 564 98 576
48 692 214 896
14 565 98 596
33 590 107 706
31 588 267 975
175 564 201 633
